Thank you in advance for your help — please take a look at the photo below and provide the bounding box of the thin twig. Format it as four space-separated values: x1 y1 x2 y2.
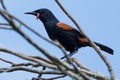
0 23 12 30
72 58 91 71
0 0 7 10
30 56 52 64
0 57 15 65
0 23 9 25
0 26 12 30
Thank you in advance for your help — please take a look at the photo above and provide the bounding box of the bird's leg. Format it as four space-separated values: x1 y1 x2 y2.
69 50 78 57
61 50 78 59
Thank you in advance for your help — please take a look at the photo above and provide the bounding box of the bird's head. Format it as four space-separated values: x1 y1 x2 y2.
25 8 57 22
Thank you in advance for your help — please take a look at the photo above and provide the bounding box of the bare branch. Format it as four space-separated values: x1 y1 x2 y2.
0 23 9 25
0 66 62 75
0 23 13 30
0 57 15 65
0 26 12 30
12 62 37 67
30 56 52 65
0 0 7 10
72 58 91 71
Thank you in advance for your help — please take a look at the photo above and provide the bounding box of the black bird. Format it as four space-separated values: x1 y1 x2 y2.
25 8 113 58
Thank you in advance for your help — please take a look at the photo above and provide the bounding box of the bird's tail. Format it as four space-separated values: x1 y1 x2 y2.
93 42 113 55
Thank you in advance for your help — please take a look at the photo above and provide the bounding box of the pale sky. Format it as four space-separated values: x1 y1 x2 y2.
0 0 119 80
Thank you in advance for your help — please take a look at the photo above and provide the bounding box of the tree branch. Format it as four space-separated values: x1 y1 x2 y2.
0 66 62 75
72 58 91 71
0 0 7 10
0 57 15 65
0 23 13 30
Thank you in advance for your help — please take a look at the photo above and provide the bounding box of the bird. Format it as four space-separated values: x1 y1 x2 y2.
25 8 113 58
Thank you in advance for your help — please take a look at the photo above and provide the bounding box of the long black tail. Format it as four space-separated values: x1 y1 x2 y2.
93 42 113 55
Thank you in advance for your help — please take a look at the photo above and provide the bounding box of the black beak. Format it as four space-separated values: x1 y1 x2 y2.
24 11 36 15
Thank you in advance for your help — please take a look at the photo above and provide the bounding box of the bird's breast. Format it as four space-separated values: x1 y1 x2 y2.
44 24 57 40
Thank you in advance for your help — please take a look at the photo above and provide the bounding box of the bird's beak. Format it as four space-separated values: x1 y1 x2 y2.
24 11 36 15
24 11 40 20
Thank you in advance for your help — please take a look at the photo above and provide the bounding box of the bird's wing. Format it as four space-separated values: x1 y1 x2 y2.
57 22 86 37
56 22 74 30
57 22 88 43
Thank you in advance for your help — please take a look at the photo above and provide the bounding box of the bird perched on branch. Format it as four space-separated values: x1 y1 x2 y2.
25 8 113 58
